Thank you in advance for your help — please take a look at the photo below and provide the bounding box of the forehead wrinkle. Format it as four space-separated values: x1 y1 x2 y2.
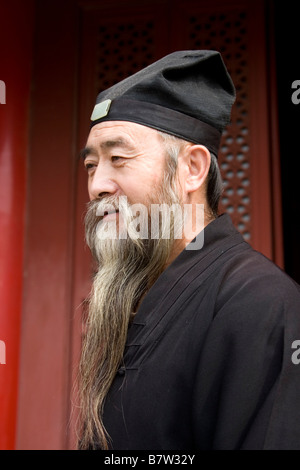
99 136 135 152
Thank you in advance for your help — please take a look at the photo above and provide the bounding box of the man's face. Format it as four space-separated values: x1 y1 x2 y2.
83 120 169 208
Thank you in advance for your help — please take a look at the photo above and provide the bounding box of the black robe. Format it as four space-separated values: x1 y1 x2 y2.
102 214 300 450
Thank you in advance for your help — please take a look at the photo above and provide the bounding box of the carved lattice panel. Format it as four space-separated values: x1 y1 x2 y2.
186 9 252 240
96 19 156 93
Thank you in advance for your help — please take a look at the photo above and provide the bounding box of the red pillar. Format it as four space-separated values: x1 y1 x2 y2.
0 0 34 449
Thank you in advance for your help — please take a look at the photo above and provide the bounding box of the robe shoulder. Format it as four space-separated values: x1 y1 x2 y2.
212 245 300 323
191 246 300 450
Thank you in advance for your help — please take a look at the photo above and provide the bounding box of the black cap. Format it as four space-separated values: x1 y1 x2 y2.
90 50 236 156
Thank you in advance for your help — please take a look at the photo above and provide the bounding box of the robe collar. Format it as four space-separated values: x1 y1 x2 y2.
122 213 245 370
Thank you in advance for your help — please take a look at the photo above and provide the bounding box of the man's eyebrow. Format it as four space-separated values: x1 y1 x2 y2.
79 138 134 160
99 137 134 151
79 147 94 160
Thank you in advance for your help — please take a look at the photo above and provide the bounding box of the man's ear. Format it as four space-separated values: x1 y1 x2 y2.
184 145 211 194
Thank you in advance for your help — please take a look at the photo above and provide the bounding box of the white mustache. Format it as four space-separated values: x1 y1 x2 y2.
91 196 129 219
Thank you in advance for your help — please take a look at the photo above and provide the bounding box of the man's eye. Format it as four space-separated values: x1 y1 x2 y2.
85 162 96 171
111 156 123 162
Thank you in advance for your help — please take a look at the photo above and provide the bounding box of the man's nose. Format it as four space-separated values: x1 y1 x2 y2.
88 164 119 200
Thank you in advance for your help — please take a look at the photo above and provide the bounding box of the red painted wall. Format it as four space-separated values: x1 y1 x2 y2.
0 0 34 449
16 0 80 450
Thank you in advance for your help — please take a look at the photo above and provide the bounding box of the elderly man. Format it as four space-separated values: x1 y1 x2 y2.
78 50 300 450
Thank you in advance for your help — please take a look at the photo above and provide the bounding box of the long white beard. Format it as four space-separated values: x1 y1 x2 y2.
79 176 183 449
